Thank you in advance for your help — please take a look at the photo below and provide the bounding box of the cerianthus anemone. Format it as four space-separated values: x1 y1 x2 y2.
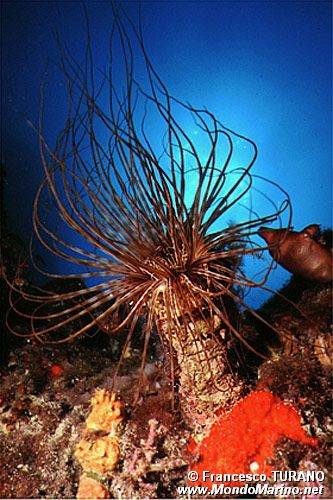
6 7 291 421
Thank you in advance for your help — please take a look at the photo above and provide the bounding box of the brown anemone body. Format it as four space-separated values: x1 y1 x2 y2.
259 225 333 282
154 286 243 424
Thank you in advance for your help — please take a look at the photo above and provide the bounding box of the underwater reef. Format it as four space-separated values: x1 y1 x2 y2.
1 194 332 497
1 6 332 499
0 274 332 498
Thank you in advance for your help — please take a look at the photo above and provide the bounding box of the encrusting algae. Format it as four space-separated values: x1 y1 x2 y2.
188 390 318 488
75 436 121 474
75 390 124 495
77 474 110 500
85 390 124 433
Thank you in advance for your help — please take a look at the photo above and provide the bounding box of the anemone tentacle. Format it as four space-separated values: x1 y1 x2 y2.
6 6 292 418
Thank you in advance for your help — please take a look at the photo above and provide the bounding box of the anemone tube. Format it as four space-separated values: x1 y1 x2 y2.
7 9 291 421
